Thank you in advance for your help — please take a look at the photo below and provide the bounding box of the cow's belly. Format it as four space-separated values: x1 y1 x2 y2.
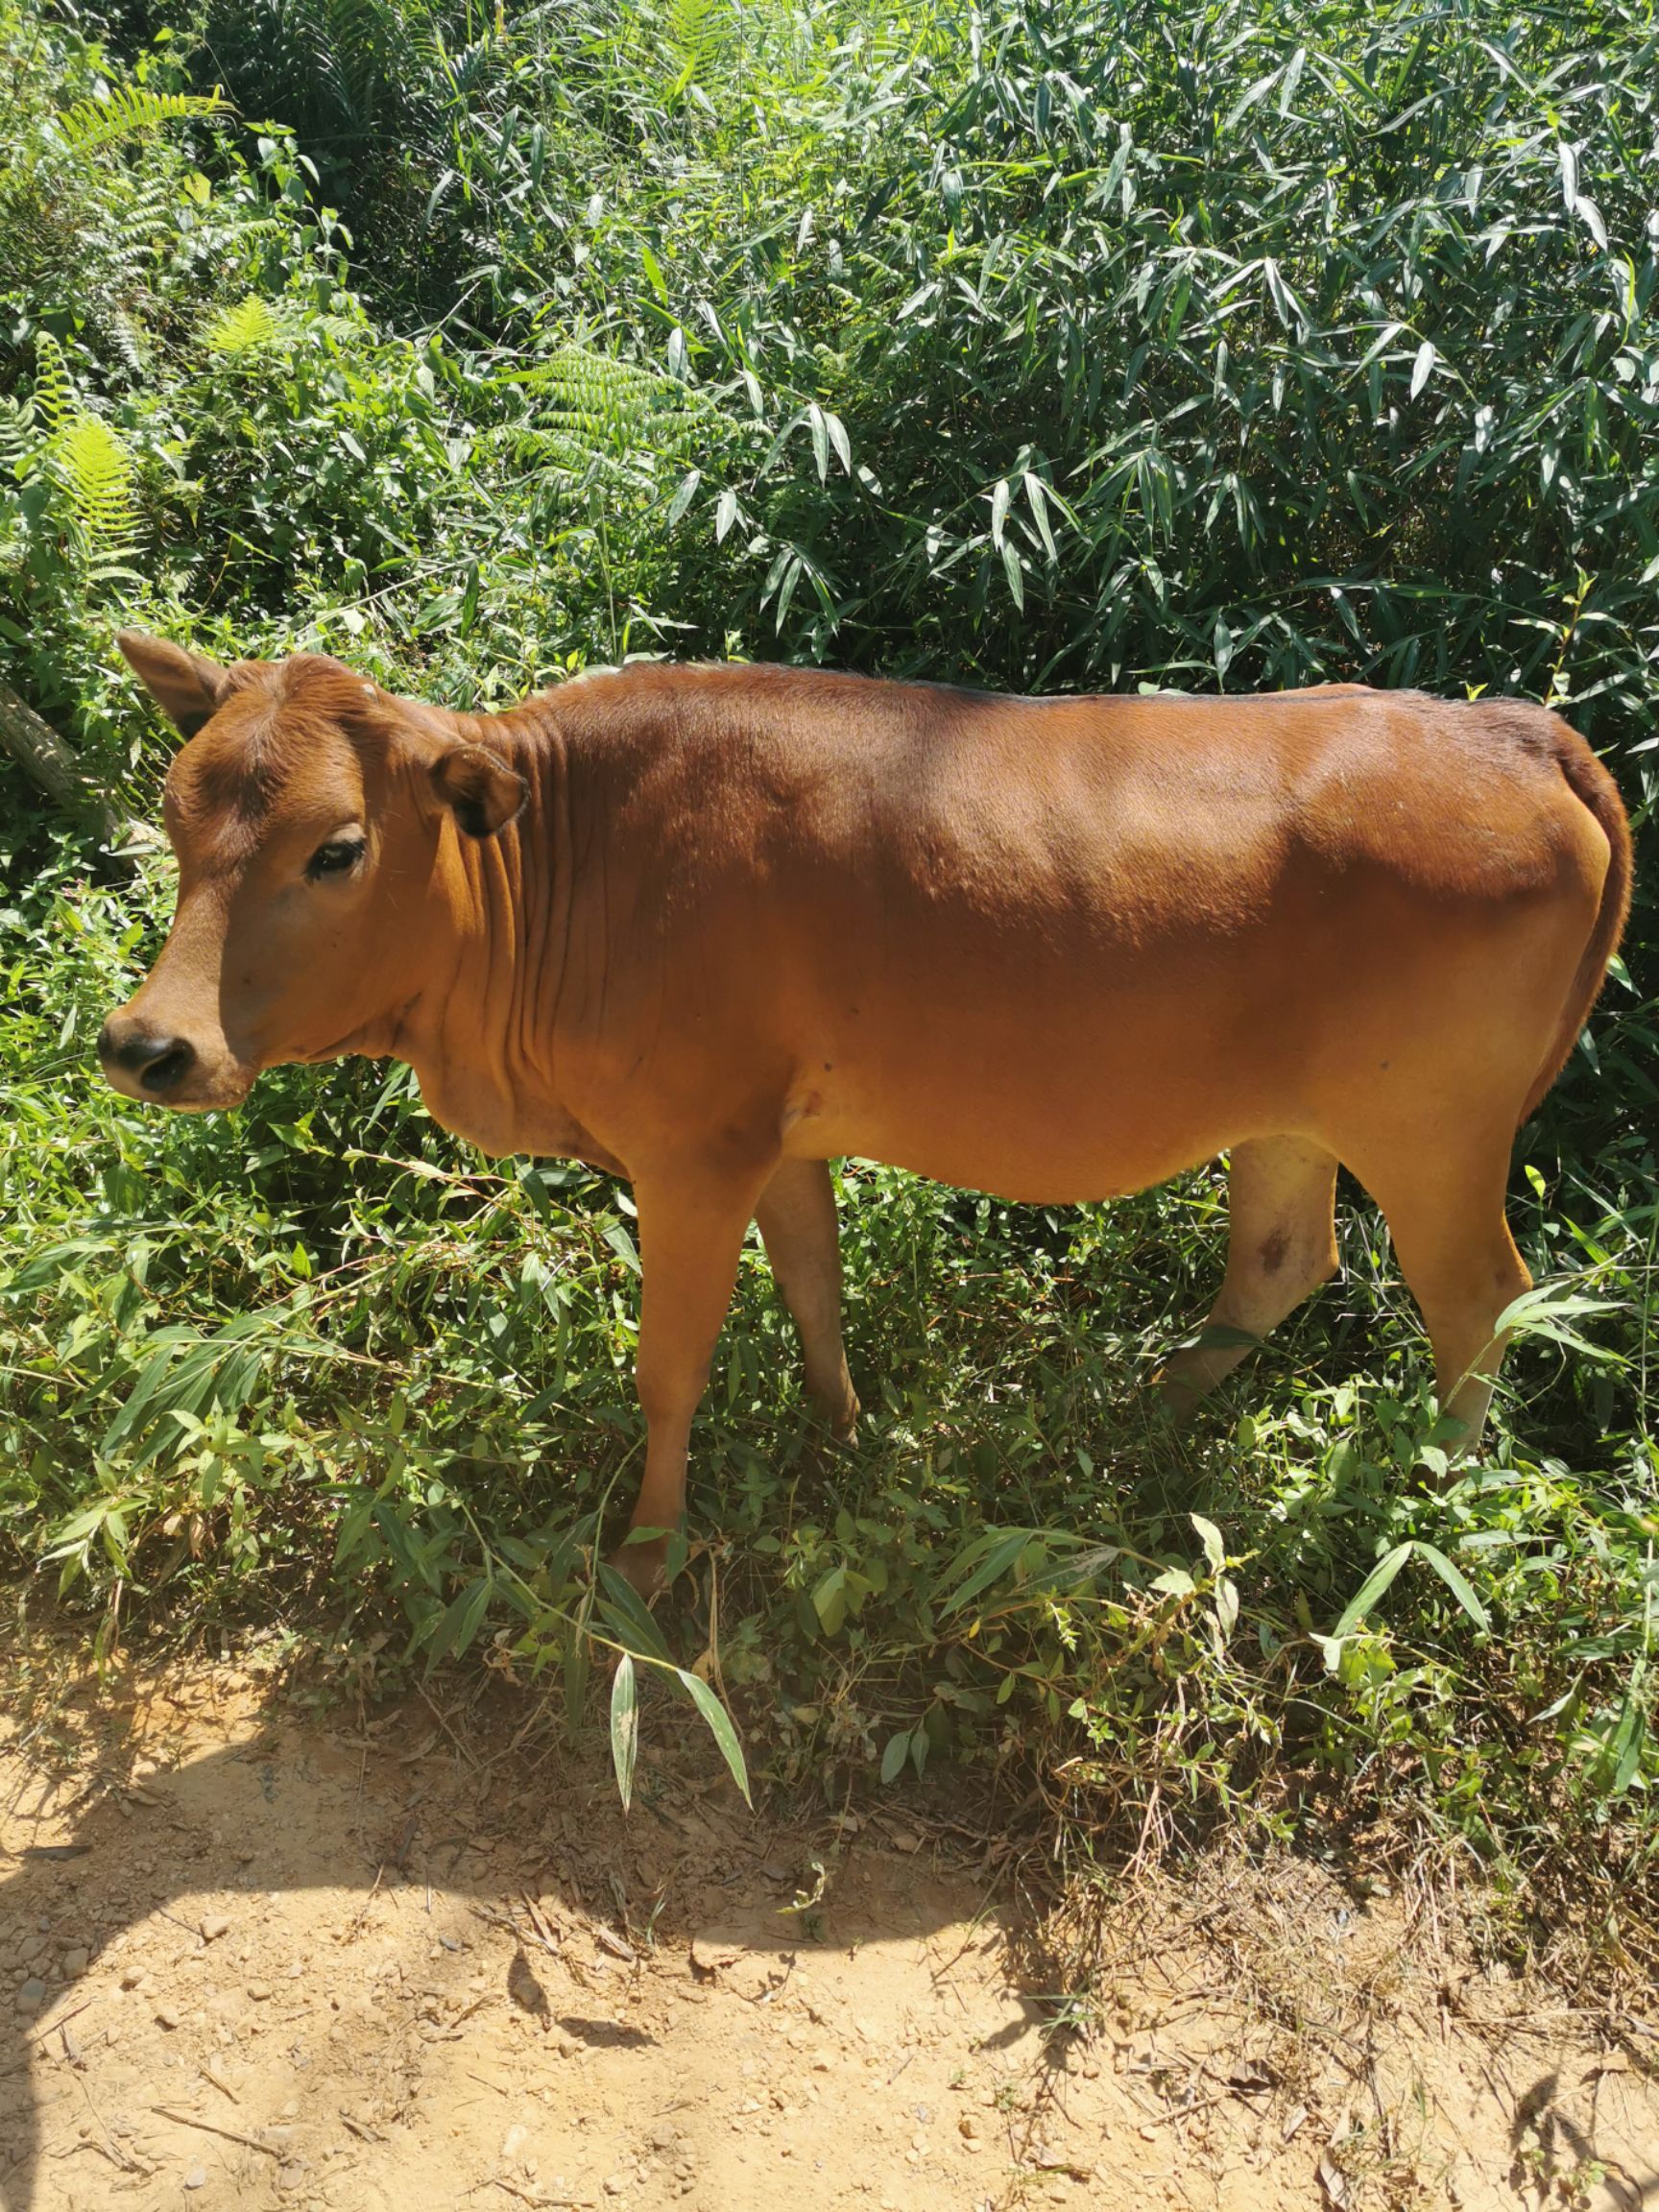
775 973 1301 1204
781 1057 1275 1204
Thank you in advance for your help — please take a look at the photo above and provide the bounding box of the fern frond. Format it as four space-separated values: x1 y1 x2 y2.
663 0 731 92
0 397 40 479
51 415 138 558
51 85 228 160
30 332 76 437
204 298 285 354
513 345 712 474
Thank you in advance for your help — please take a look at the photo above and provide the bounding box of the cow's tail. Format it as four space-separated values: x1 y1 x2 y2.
1520 723 1634 1124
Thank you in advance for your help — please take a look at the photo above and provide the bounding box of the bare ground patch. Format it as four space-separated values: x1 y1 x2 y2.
2 1640 1654 2212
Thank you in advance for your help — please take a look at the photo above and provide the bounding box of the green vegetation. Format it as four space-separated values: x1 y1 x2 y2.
2 0 1655 1983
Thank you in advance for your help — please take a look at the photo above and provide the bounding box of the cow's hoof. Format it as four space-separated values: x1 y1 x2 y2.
824 1387 860 1446
610 1535 669 1600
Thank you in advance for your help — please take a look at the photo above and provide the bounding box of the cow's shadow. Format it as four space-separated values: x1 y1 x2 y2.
0 1661 1017 2212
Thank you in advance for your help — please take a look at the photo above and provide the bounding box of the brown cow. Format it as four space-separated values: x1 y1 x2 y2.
99 637 1631 1592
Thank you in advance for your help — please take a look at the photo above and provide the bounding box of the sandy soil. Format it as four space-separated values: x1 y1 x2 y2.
2 1641 1655 2212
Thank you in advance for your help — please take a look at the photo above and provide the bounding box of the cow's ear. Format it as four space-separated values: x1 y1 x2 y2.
117 631 235 739
430 744 527 839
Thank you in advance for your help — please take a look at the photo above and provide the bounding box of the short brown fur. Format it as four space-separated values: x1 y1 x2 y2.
102 638 1631 1591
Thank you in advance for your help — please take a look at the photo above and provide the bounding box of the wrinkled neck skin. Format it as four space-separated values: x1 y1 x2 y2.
388 699 613 1170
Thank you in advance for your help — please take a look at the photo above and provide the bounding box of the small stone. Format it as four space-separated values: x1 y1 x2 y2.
201 1914 231 1944
246 1981 273 2002
603 2178 627 2198
689 1935 742 1978
649 2124 679 2154
276 2162 305 2193
60 1948 90 1979
156 2005 183 2030
120 1966 148 1992
959 2115 982 2141
183 2167 207 2190
15 1979 46 2014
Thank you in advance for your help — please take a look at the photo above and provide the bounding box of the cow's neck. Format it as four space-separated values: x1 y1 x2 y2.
397 701 591 1160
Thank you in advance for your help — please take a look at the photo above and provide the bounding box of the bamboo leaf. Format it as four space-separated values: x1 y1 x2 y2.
1412 1544 1491 1633
1334 1543 1414 1638
610 1652 638 1812
677 1668 752 1804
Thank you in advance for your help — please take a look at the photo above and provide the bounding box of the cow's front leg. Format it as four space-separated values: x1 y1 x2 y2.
613 1166 764 1598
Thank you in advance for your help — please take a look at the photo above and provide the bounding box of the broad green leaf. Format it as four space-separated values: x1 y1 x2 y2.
812 1564 848 1637
596 1568 675 1666
1412 1543 1490 1633
425 1575 493 1672
1000 540 1024 610
1334 1543 1413 1637
942 1527 1040 1613
1190 1515 1226 1576
610 1652 638 1813
676 1668 751 1805
666 468 700 525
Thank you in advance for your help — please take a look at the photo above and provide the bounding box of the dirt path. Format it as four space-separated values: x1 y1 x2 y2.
2 1645 1654 2212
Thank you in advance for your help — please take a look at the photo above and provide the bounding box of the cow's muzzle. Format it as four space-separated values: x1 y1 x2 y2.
97 1016 199 1101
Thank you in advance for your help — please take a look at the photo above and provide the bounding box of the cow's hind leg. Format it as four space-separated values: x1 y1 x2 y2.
1358 1134 1531 1453
754 1157 859 1439
1162 1136 1340 1411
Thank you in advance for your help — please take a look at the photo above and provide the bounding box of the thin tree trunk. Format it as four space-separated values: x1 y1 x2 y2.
0 677 154 859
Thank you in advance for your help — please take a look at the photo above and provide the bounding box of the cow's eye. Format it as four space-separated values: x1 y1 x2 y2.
306 837 365 880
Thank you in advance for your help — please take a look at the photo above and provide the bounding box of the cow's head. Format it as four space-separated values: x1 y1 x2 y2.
97 633 526 1111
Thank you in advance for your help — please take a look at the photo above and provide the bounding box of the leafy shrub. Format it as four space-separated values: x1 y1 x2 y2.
1 0 1657 1978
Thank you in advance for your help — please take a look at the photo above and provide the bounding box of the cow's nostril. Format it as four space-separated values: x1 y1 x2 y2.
100 1026 197 1092
139 1042 196 1094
